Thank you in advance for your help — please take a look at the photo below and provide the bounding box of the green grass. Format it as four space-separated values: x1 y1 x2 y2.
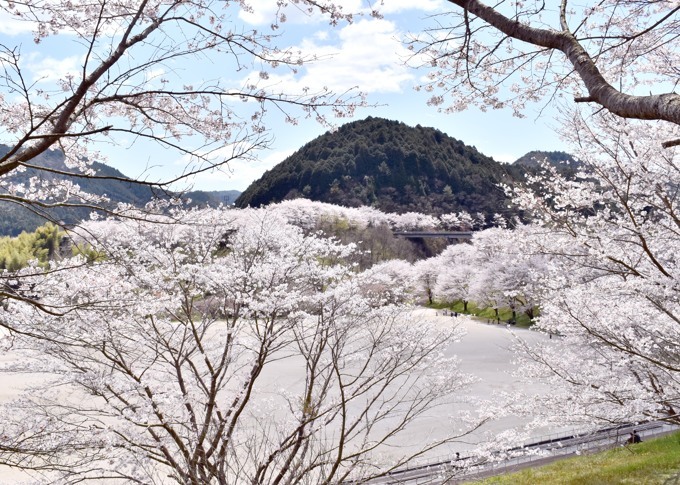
428 300 536 327
477 431 680 485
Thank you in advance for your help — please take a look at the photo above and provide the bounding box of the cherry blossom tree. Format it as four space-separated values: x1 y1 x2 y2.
462 234 508 321
435 243 478 313
401 0 680 428
389 212 440 232
409 0 680 145
439 211 475 231
510 109 680 426
0 1 362 216
0 207 475 483
474 227 547 321
413 256 442 305
429 226 546 321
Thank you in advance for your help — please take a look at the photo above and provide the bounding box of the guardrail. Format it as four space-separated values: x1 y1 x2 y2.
354 421 678 484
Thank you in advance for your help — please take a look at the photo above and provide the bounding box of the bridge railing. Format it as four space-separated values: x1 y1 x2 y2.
392 231 473 239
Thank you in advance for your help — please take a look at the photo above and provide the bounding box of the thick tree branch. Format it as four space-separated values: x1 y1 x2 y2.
446 0 680 126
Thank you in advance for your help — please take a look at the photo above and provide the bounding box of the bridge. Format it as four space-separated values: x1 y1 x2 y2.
393 231 473 240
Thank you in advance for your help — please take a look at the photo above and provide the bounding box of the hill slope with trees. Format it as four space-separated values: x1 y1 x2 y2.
0 146 240 236
236 117 524 222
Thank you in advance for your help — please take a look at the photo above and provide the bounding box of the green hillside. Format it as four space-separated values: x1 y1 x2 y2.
479 431 680 484
236 117 522 221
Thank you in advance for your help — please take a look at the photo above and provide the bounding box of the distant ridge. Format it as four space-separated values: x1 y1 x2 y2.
513 150 580 169
237 117 523 223
0 146 240 236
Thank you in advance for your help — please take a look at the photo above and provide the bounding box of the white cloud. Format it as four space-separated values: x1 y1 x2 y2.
26 54 81 83
309 18 412 93
185 147 295 192
0 11 37 36
237 2 279 26
241 18 413 96
378 0 444 14
238 0 360 26
313 30 329 41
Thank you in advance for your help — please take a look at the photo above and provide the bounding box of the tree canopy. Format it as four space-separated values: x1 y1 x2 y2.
0 207 476 483
410 0 680 146
0 0 360 229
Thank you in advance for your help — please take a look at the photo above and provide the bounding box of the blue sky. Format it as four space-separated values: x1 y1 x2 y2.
0 1 566 192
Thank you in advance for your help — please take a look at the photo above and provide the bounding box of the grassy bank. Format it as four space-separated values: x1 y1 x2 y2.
429 301 535 327
476 431 680 484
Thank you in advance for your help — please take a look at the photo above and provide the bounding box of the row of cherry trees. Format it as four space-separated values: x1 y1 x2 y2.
259 201 537 322
408 107 680 429
408 225 543 320
0 207 479 483
265 198 497 233
225 199 523 313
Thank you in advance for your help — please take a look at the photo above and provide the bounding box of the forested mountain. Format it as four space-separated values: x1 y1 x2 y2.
1 122 575 236
0 146 240 236
236 117 524 222
513 150 580 169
